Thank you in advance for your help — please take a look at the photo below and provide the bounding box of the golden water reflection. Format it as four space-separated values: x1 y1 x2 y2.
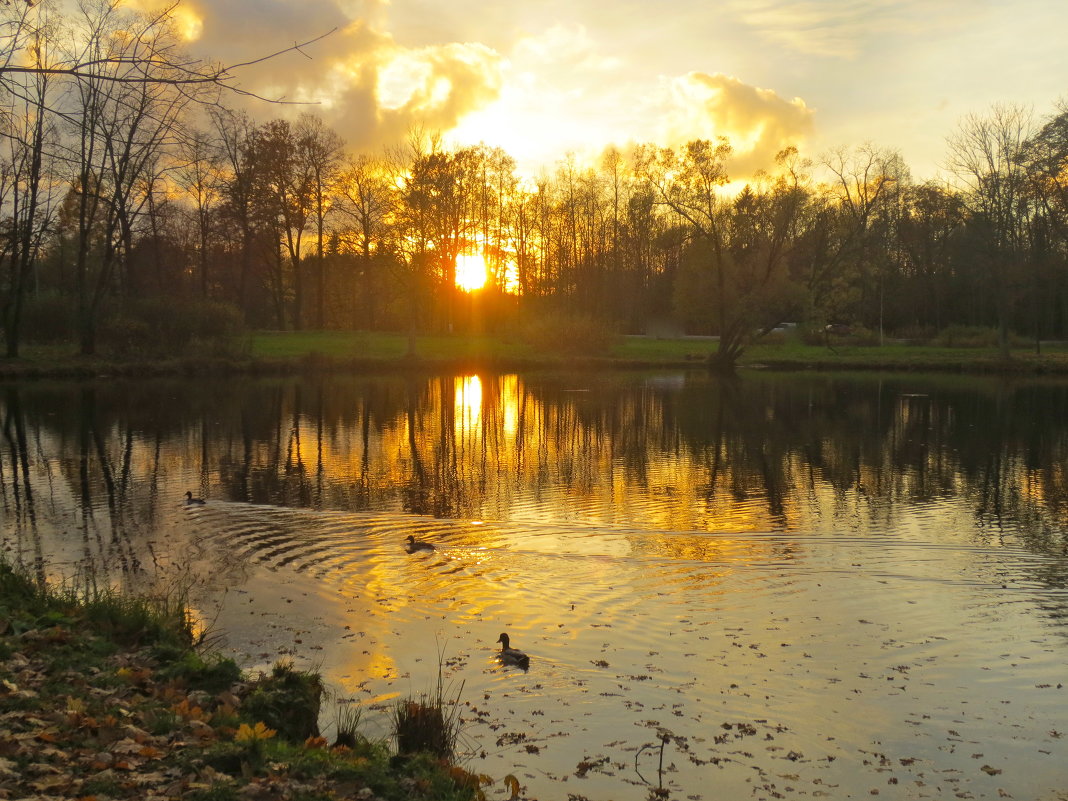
454 374 483 432
3 372 1068 579
4 373 1068 799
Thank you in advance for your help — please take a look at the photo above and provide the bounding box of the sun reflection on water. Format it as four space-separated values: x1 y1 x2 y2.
454 374 483 430
6 372 1068 800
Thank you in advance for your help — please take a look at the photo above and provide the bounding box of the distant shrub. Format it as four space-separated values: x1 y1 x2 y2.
798 323 880 346
933 325 1027 348
894 324 937 344
797 325 826 346
20 291 77 344
757 323 802 346
100 298 247 358
758 329 789 345
846 325 880 345
520 311 618 356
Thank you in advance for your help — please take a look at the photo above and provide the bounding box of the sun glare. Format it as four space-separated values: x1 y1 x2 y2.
455 252 488 292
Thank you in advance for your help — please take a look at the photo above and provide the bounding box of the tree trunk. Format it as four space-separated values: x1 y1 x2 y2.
78 312 97 357
291 253 303 331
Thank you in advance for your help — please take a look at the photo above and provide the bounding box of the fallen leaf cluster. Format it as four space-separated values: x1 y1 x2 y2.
0 565 486 801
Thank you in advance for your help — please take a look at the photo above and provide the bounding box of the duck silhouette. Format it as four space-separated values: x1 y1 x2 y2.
496 632 530 670
185 491 206 506
405 534 435 553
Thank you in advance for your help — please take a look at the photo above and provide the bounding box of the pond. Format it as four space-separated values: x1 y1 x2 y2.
2 369 1068 800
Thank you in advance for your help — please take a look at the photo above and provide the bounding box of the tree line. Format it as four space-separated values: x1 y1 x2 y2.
2 2 1067 369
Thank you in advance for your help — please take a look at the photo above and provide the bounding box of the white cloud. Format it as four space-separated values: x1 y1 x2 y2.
728 0 977 59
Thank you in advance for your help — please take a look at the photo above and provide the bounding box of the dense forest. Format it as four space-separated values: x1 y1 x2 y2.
2 2 1067 368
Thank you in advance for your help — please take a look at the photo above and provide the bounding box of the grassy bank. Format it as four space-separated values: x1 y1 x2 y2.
247 331 1068 374
3 331 1068 379
0 563 486 801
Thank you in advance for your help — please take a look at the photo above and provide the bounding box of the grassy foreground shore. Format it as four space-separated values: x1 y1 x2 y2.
0 563 486 801
3 330 1068 379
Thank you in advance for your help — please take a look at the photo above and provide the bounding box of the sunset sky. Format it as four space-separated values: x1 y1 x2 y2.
169 0 1065 179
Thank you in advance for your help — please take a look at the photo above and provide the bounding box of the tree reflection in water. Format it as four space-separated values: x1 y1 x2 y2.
5 371 1068 798
2 371 1068 581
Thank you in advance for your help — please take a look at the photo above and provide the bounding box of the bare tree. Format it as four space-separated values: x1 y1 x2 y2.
0 7 59 356
946 103 1037 357
1026 101 1068 244
173 128 221 298
334 152 393 328
62 0 201 355
295 112 344 329
211 107 271 319
1 0 334 101
817 143 904 335
255 118 313 330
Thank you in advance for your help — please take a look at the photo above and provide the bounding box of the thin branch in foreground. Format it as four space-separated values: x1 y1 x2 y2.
0 27 338 105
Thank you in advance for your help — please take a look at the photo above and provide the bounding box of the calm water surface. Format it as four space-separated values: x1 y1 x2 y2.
3 370 1068 800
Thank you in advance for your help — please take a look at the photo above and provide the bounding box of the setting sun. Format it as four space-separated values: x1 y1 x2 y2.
455 252 488 292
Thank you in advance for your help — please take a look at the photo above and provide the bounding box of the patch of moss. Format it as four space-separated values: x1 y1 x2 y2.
155 647 243 694
242 661 324 743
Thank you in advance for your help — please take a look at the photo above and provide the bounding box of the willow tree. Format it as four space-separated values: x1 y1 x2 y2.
638 138 732 366
640 138 808 370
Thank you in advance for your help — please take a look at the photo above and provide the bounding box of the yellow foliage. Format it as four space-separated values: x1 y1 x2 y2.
448 765 491 800
235 721 277 743
115 666 151 683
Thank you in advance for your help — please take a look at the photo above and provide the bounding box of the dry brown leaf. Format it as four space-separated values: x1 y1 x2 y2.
123 724 152 743
110 737 143 755
29 774 70 792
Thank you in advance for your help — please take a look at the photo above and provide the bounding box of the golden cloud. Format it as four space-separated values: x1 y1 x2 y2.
117 0 204 41
661 72 814 176
325 31 502 149
375 42 501 120
168 0 502 152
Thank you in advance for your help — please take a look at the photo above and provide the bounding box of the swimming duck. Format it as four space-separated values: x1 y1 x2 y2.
496 632 530 670
185 491 206 505
405 534 435 553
